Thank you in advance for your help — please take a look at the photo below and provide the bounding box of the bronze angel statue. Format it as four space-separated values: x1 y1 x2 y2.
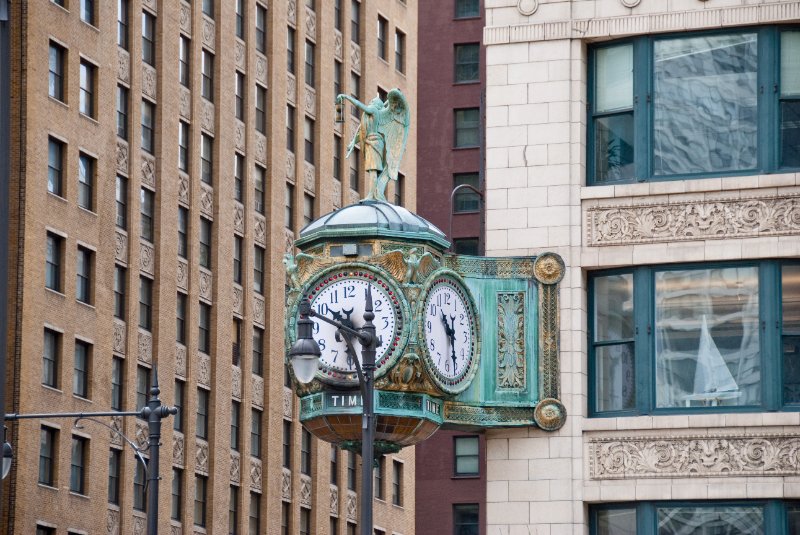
336 89 410 203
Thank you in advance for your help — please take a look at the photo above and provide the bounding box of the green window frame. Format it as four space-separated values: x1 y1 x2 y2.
588 27 800 185
589 260 800 417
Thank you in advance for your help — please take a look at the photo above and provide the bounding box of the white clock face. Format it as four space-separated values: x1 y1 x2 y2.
423 278 476 388
307 271 402 381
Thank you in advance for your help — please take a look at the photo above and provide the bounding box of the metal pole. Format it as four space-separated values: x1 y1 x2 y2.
448 184 484 252
144 367 177 535
359 286 377 535
0 0 11 516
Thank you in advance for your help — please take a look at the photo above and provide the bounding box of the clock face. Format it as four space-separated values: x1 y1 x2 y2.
306 270 404 382
421 276 478 392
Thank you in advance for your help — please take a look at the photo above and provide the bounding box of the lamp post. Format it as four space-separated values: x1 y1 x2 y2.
289 287 378 535
448 183 484 254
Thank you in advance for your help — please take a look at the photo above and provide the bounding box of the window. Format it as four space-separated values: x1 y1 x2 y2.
301 428 312 475
80 0 95 24
285 183 295 230
39 426 58 486
394 172 404 206
377 16 387 60
255 4 267 53
395 30 405 73
334 61 342 100
231 400 241 450
78 153 94 210
780 31 800 168
70 435 88 494
179 36 191 87
231 236 243 284
108 449 122 504
300 508 311 535
254 165 265 214
453 173 480 212
281 502 290 535
349 148 359 191
42 328 60 388
590 261 800 416
346 451 356 490
133 457 147 511
232 317 242 366
229 486 239 535
197 388 209 439
392 461 402 505
173 379 185 431
350 1 360 43
141 100 155 153
233 153 244 201
256 85 267 134
253 245 264 295
286 105 296 152
116 175 128 229
45 233 63 293
330 445 338 485
235 72 245 121
136 365 150 412
178 121 190 172
140 187 154 242
202 0 213 18
114 265 126 319
453 504 479 535
79 60 96 117
456 0 479 18
350 72 360 117
76 246 92 304
251 408 262 457
194 475 208 527
142 11 155 66
177 206 188 258
303 194 314 227
201 49 214 101
171 468 183 521
176 292 187 344
305 0 315 9
118 0 130 49
235 0 245 39
117 85 129 140
139 276 152 330
333 135 342 181
282 419 291 468
48 42 65 102
249 493 261 535
252 327 264 376
287 27 296 74
304 117 315 164
304 40 315 87
453 238 479 256
47 137 63 196
201 134 213 184
455 108 480 147
199 302 211 354
334 0 342 31
111 357 124 411
199 217 212 269
374 456 384 500
73 340 90 398
454 436 479 476
347 523 356 535
454 43 479 83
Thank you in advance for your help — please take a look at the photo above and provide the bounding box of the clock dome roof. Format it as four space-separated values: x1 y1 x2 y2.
295 200 450 250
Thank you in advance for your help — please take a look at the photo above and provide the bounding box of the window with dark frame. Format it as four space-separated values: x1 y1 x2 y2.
374 456 384 500
233 236 243 284
304 117 315 164
281 502 290 535
231 400 241 450
255 4 267 53
78 153 94 211
111 357 124 411
453 504 479 535
136 365 150 413
254 165 266 214
229 486 239 535
334 0 342 31
394 172 404 206
49 42 65 102
392 460 402 506
251 408 262 457
139 276 152 330
252 327 264 377
334 60 342 99
286 105 296 152
303 194 314 227
232 317 242 366
249 493 261 535
79 60 96 118
178 121 190 172
140 187 154 242
142 11 155 66
305 40 315 88
179 35 191 87
108 448 122 504
454 435 479 476
194 475 208 528
334 135 342 181
69 435 88 494
133 457 147 510
173 379 185 432
118 0 130 50
196 388 209 439
349 148 359 191
177 206 188 258
171 468 183 521
301 428 312 475
256 85 267 134
116 175 128 229
395 30 405 73
454 43 479 83
175 291 186 343
287 27 296 74
235 0 245 39
300 508 311 535
234 153 245 202
254 245 265 294
45 233 62 293
42 328 60 388
117 85 129 140
201 133 213 184
199 302 211 354
202 0 213 18
453 238 479 256
453 173 481 212
73 339 90 398
201 49 214 102
282 419 291 468
236 72 245 121
455 0 480 19
454 108 480 148
199 217 212 269
350 72 360 117
350 0 360 43
141 100 155 153
377 16 387 60
47 137 64 197
330 445 338 486
347 450 356 490
285 182 295 230
39 426 58 486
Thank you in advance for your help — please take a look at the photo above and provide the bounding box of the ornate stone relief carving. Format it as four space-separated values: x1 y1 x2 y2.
113 319 126 355
305 7 316 36
110 416 123 447
586 194 800 246
250 458 262 491
137 330 152 364
196 438 209 474
233 284 244 316
199 183 213 217
252 375 264 409
286 150 296 180
346 491 357 521
107 508 119 535
132 514 146 535
330 485 339 516
198 353 210 387
180 2 191 35
253 295 265 326
142 0 156 12
517 0 539 15
334 31 343 60
332 180 341 209
588 434 800 479
621 0 641 5
254 215 266 247
139 242 155 276
170 525 181 535
234 203 245 235
179 87 191 120
497 292 526 390
141 154 156 189
282 468 292 501
199 268 212 302
202 18 215 50
235 41 246 70
178 173 190 206
255 133 267 164
287 0 296 24
135 420 149 450
285 228 295 254
348 189 360 206
230 451 241 484
173 432 184 466
303 162 315 193
235 121 246 152
116 140 129 175
256 57 268 85
114 231 127 264
201 100 215 134
283 387 293 419
304 88 316 117
287 75 296 103
175 343 187 378
300 475 312 507
232 365 242 400
350 42 361 73
117 49 130 84
142 65 157 100
177 259 189 292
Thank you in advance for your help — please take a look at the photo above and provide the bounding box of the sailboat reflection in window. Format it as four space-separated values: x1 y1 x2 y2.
682 316 741 406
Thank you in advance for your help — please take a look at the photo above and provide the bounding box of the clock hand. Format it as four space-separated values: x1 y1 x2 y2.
449 314 458 373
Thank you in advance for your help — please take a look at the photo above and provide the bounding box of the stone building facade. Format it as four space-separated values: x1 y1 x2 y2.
2 1 416 534
483 0 800 533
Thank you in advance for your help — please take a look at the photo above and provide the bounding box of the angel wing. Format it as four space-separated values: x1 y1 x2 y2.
375 89 410 181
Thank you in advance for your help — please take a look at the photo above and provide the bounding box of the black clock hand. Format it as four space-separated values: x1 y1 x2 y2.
449 314 458 373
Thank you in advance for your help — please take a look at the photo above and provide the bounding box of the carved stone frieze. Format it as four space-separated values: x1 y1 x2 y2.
332 180 341 209
232 365 241 399
255 133 267 165
113 319 126 355
303 162 315 193
586 194 800 246
179 2 191 34
201 100 215 133
256 57 267 85
235 121 246 152
170 525 180 535
141 154 156 189
330 485 339 516
254 215 266 247
142 0 156 12
282 468 292 501
300 474 312 507
233 284 244 316
139 242 155 276
199 268 212 302
346 490 357 521
252 375 264 408
117 49 130 84
253 295 265 326
200 183 213 217
173 432 184 466
142 64 157 100
287 75 296 103
498 292 526 390
235 41 246 70
305 7 316 36
334 31 343 60
287 0 296 24
286 150 296 180
110 415 123 447
177 258 189 292
196 438 209 474
132 514 146 535
234 202 245 235
283 387 293 419
179 86 191 120
589 434 800 479
135 420 149 450
107 508 119 535
202 17 215 49
178 173 190 206
116 139 129 174
198 353 210 387
175 343 187 378
284 228 295 254
250 458 262 491
350 42 361 73
114 231 127 264
137 330 152 364
230 451 241 484
304 88 316 117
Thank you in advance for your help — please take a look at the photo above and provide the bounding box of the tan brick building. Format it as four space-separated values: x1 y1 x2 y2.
2 0 417 534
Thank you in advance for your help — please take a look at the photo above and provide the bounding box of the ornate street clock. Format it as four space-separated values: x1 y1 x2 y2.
420 272 479 394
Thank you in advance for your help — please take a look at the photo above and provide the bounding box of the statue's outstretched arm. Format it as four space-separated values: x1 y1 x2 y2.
336 93 373 115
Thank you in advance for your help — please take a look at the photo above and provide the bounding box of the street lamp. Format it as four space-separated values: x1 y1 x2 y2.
289 286 378 535
2 426 11 480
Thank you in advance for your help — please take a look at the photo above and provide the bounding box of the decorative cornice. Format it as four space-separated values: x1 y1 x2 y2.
586 194 800 246
485 2 800 45
588 433 800 479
